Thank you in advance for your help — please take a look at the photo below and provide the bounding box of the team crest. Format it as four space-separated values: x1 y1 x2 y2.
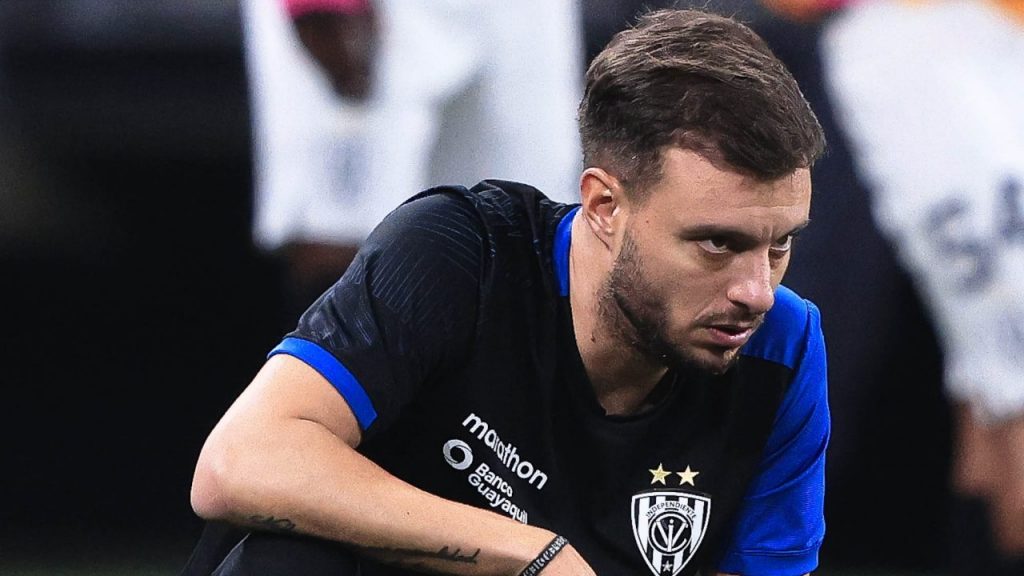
630 491 711 576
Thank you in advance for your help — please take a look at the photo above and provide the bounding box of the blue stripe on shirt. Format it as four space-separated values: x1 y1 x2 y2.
268 337 378 430
553 206 579 297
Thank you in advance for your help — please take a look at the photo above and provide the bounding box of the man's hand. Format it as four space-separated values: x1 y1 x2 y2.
292 8 377 100
987 414 1024 553
953 404 1024 554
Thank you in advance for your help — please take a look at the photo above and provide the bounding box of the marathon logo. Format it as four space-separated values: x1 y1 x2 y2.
462 413 548 490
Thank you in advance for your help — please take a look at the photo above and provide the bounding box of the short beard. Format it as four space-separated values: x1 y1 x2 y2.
597 230 731 376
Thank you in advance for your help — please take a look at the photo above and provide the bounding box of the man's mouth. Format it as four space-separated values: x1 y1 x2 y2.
703 320 760 348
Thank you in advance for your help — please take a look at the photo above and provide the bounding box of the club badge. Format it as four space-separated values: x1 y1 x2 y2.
630 484 711 576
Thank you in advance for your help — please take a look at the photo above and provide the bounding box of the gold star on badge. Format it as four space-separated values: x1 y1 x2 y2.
677 466 699 486
649 463 672 485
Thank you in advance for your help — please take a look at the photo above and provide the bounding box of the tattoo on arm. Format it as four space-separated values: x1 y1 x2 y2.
359 544 481 566
247 514 297 533
243 518 480 569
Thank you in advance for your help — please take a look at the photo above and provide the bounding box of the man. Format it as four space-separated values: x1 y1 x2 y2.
185 9 828 576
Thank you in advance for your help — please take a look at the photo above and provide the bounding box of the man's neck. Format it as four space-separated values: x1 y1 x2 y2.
568 217 669 416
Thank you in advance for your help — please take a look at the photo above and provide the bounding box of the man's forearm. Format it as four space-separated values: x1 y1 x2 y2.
191 413 556 574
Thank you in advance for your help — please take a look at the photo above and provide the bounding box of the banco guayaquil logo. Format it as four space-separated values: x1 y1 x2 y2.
631 491 711 576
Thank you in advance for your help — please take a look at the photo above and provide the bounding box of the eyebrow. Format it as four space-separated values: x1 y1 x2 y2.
680 220 811 245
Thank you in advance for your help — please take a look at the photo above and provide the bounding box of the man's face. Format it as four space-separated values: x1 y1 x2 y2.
599 148 812 375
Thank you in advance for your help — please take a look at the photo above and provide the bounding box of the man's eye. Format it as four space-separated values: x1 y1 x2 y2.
697 238 730 254
771 235 794 253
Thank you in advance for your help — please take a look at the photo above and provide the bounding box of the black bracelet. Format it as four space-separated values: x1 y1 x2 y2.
518 535 570 576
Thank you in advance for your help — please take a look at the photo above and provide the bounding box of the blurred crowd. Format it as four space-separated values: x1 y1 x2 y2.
2 1 1022 574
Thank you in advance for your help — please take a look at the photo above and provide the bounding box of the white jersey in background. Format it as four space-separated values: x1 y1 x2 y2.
823 0 1024 421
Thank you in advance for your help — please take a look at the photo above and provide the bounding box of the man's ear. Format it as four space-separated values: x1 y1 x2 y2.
579 167 626 250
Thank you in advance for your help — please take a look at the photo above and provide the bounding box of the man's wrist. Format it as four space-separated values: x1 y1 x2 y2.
518 535 570 576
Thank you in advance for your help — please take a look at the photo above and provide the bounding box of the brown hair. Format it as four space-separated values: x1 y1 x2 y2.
578 9 825 197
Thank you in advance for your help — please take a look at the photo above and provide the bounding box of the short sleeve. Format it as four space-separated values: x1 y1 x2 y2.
718 297 830 575
269 190 485 439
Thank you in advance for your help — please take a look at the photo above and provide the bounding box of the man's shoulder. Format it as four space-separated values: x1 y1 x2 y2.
404 179 574 249
380 180 574 299
392 179 567 235
404 179 564 216
740 285 822 370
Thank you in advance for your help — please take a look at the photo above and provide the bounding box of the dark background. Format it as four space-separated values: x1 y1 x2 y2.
1 2 953 573
0 1 282 568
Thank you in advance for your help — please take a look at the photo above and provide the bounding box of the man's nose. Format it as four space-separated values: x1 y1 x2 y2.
726 251 775 315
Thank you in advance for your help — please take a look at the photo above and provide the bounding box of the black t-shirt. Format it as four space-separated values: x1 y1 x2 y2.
273 181 829 576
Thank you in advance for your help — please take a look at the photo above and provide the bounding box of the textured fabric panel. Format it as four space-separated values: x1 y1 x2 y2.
286 190 485 437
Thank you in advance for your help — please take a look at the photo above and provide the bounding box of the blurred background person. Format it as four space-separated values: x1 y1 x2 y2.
244 0 378 319
245 0 583 318
821 1 1024 574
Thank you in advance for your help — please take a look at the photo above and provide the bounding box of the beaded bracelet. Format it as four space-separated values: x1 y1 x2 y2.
518 535 570 576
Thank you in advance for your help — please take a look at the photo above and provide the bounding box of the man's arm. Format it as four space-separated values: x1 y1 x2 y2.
953 405 1024 555
191 354 595 575
284 0 377 100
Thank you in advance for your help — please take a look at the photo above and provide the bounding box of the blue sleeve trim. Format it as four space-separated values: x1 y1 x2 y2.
268 337 378 430
719 290 829 575
553 207 579 297
740 285 806 369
